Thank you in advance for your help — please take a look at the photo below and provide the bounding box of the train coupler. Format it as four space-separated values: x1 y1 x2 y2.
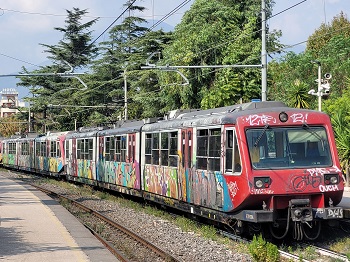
289 199 313 222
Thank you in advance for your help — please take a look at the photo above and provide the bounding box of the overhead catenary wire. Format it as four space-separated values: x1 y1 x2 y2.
179 0 308 63
147 0 192 32
0 0 311 69
0 0 331 88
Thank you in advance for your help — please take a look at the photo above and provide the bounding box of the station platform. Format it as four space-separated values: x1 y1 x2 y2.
340 187 350 218
0 174 117 262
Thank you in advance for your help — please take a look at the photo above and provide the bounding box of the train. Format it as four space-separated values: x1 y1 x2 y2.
0 101 345 240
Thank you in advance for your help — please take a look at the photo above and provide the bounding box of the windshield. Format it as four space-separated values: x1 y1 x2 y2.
246 126 332 169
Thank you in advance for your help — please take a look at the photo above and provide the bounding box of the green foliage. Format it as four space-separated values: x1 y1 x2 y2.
248 234 279 262
307 12 350 56
160 0 280 110
201 69 241 109
287 79 310 108
325 104 350 186
268 51 316 108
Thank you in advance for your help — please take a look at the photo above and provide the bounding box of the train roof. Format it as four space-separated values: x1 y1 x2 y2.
98 120 144 136
142 101 289 131
35 131 71 141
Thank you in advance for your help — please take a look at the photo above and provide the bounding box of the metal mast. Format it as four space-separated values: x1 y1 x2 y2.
261 0 267 101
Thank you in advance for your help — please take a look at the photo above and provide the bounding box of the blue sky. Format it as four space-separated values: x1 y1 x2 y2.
0 0 349 97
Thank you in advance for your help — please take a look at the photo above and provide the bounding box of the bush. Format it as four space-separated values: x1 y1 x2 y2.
248 234 279 262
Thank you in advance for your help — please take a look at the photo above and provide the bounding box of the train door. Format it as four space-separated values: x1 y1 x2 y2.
128 133 136 162
71 138 77 177
65 139 70 176
29 140 34 170
179 128 192 202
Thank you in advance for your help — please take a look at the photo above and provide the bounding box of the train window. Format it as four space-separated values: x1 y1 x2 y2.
197 128 221 171
76 138 93 160
42 142 46 157
50 141 57 157
152 133 159 165
225 129 242 174
35 142 40 156
160 132 169 166
159 131 178 167
65 140 69 159
115 136 126 162
145 133 152 164
88 139 93 160
121 136 126 162
105 136 116 161
246 127 332 169
115 137 121 161
21 142 29 155
57 141 61 158
77 140 82 159
9 142 16 154
169 132 178 167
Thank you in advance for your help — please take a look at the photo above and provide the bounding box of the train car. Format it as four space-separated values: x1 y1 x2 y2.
140 101 344 240
65 127 106 185
95 120 144 195
2 135 23 169
16 134 36 172
0 101 344 241
34 131 70 177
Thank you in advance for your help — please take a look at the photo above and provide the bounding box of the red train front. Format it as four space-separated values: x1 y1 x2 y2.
229 105 344 240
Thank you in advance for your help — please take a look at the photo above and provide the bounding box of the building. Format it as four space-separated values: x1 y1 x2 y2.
0 88 26 118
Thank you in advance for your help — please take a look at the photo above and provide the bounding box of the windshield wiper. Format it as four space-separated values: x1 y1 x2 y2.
254 124 269 147
302 122 325 151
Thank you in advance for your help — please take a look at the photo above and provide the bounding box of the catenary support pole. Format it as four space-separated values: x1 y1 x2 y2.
261 0 267 101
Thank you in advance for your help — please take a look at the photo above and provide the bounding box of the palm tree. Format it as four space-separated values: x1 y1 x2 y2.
332 109 350 187
287 79 311 109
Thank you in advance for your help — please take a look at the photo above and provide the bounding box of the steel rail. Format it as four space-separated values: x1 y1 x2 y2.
32 184 180 262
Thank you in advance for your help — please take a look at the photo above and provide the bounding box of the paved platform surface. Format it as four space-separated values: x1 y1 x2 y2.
0 174 117 262
340 187 350 209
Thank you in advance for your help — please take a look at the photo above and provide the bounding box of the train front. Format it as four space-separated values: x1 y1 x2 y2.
236 108 344 240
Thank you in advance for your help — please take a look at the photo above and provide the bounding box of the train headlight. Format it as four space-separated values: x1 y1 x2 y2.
255 180 264 188
254 177 271 188
324 174 339 185
279 112 288 122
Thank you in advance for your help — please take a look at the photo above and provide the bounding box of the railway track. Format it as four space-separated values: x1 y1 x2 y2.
310 245 349 261
6 171 350 262
219 230 350 262
32 184 180 262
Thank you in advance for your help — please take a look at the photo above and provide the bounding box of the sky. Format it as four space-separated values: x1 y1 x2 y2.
0 0 349 98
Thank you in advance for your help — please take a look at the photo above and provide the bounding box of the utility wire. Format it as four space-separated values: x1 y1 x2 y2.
270 0 307 19
147 0 192 31
89 0 137 48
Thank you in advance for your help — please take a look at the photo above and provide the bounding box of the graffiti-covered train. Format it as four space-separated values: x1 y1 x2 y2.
0 101 345 240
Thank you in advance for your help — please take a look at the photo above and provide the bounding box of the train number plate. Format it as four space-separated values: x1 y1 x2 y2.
326 207 343 218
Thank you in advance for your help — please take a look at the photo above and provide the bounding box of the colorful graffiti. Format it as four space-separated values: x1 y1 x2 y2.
143 165 178 198
96 158 141 189
245 114 277 125
77 159 95 180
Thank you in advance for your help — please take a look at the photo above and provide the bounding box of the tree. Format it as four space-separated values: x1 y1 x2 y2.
16 8 99 131
268 51 316 108
330 107 350 187
287 79 310 108
159 0 280 111
0 115 27 137
41 7 98 68
91 0 172 120
307 12 350 56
